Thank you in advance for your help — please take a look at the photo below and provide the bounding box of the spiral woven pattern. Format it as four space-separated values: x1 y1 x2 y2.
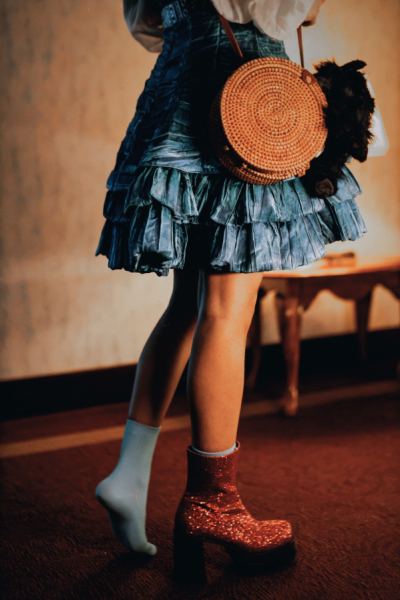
209 57 328 184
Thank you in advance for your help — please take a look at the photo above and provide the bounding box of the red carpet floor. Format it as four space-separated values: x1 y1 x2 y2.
1 392 399 599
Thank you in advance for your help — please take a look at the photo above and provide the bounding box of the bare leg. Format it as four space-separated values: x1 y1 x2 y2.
187 270 265 452
173 272 297 578
95 266 202 555
128 266 202 426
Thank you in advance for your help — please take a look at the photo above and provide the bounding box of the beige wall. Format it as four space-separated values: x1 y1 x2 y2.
1 0 399 380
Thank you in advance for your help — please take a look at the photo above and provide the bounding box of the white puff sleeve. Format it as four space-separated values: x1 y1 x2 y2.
210 0 316 41
123 0 316 53
123 0 164 53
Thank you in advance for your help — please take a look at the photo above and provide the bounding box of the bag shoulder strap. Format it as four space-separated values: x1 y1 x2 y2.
218 14 244 60
218 14 305 68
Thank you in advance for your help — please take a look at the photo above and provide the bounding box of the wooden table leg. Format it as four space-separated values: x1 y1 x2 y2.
245 288 266 390
355 290 373 362
275 295 303 416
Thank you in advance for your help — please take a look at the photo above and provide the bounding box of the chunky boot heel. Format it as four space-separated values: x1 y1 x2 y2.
226 538 297 571
172 525 207 582
173 441 296 574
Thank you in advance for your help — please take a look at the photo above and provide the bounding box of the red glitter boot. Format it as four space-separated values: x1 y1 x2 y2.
173 441 296 580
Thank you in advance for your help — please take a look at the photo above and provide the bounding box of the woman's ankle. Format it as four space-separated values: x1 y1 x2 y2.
127 415 162 430
190 440 237 457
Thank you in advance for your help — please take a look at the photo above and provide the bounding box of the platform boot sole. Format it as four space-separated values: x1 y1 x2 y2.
225 538 297 570
173 524 296 580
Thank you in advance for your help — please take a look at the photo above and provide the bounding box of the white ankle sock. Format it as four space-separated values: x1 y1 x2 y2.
95 418 161 555
191 441 237 457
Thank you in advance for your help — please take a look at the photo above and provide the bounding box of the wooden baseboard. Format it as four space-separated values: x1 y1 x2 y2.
0 328 398 421
1 379 399 459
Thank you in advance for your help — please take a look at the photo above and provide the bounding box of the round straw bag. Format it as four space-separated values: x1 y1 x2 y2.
209 16 328 185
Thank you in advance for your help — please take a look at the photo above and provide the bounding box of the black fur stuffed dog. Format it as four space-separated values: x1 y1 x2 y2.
300 59 376 198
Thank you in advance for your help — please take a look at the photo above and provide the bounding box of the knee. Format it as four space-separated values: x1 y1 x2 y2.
192 272 262 335
199 292 258 335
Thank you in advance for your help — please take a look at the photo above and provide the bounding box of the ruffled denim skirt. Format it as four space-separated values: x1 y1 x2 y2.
95 0 367 277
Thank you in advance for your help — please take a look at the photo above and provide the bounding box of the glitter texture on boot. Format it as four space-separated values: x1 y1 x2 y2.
173 441 296 578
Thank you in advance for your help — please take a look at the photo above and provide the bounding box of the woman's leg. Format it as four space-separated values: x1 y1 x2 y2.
95 266 203 555
128 265 202 425
187 270 265 452
174 270 296 578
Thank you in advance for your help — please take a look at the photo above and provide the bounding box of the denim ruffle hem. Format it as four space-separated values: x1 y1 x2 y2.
94 163 367 277
94 0 367 277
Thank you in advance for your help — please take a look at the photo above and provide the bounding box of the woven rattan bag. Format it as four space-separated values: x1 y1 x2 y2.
209 14 328 185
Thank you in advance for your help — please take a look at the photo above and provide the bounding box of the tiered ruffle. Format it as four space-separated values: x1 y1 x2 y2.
94 164 367 277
